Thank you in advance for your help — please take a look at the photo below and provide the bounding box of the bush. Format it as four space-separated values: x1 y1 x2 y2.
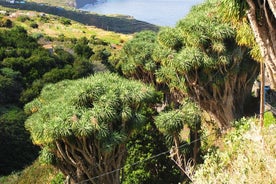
264 112 276 127
31 33 44 40
30 22 39 29
17 15 30 22
59 17 71 25
0 106 39 175
0 18 13 28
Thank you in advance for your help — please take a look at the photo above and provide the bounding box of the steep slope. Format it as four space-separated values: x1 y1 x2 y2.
193 118 276 183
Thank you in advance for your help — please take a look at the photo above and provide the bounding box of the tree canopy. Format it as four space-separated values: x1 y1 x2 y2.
25 72 159 184
110 1 259 127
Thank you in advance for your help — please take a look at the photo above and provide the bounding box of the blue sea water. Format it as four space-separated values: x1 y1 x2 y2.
80 0 204 26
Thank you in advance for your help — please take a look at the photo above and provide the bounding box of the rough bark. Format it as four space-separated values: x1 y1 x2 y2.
54 138 125 184
246 0 276 89
184 51 259 128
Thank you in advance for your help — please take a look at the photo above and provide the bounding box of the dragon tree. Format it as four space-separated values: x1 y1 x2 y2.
24 72 158 184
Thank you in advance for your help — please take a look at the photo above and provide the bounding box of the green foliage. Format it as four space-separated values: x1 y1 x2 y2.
0 27 95 104
19 79 44 104
31 32 44 39
54 48 74 66
0 17 12 28
39 147 56 165
123 123 180 184
25 73 157 144
30 22 39 29
219 0 262 61
0 106 39 175
221 0 249 20
17 15 30 22
157 27 183 51
74 37 94 59
71 58 94 79
0 26 99 176
110 30 159 85
0 159 62 184
91 47 111 62
264 112 276 127
193 118 276 183
157 1 257 126
59 17 71 25
42 66 73 83
24 72 159 182
50 172 65 184
0 68 22 104
154 101 202 181
155 101 201 147
155 110 186 135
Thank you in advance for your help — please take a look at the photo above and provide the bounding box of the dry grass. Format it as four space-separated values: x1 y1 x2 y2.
2 9 131 44
192 119 276 184
0 160 61 184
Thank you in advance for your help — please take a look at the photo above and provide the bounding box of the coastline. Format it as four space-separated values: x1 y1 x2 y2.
76 0 106 9
0 0 159 33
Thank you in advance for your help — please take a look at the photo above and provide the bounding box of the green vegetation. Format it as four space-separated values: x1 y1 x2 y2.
0 106 39 175
0 160 63 184
27 0 74 8
0 0 275 183
221 0 276 89
193 118 276 183
0 7 131 44
0 1 159 34
110 1 259 128
123 123 180 184
25 73 159 183
0 23 112 177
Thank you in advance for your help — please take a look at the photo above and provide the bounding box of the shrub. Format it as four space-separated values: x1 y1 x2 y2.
0 18 13 28
17 15 30 22
193 118 276 183
30 22 39 29
59 17 71 25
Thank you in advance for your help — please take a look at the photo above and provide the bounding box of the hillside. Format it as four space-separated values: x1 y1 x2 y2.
27 0 92 9
0 0 159 34
0 0 275 183
0 4 132 177
0 7 131 44
27 0 76 8
1 116 275 184
193 118 276 183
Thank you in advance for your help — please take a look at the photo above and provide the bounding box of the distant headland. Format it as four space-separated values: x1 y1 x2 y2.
75 0 105 8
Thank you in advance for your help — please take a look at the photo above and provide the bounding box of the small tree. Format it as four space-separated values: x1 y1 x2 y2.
25 72 158 184
30 22 39 29
74 37 94 59
122 122 180 184
155 101 201 182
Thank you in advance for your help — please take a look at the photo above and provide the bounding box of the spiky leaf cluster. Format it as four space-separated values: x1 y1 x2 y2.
155 102 200 136
25 72 157 148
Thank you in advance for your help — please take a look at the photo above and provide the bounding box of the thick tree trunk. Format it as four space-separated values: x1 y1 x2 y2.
246 0 276 89
185 55 259 128
54 139 125 184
